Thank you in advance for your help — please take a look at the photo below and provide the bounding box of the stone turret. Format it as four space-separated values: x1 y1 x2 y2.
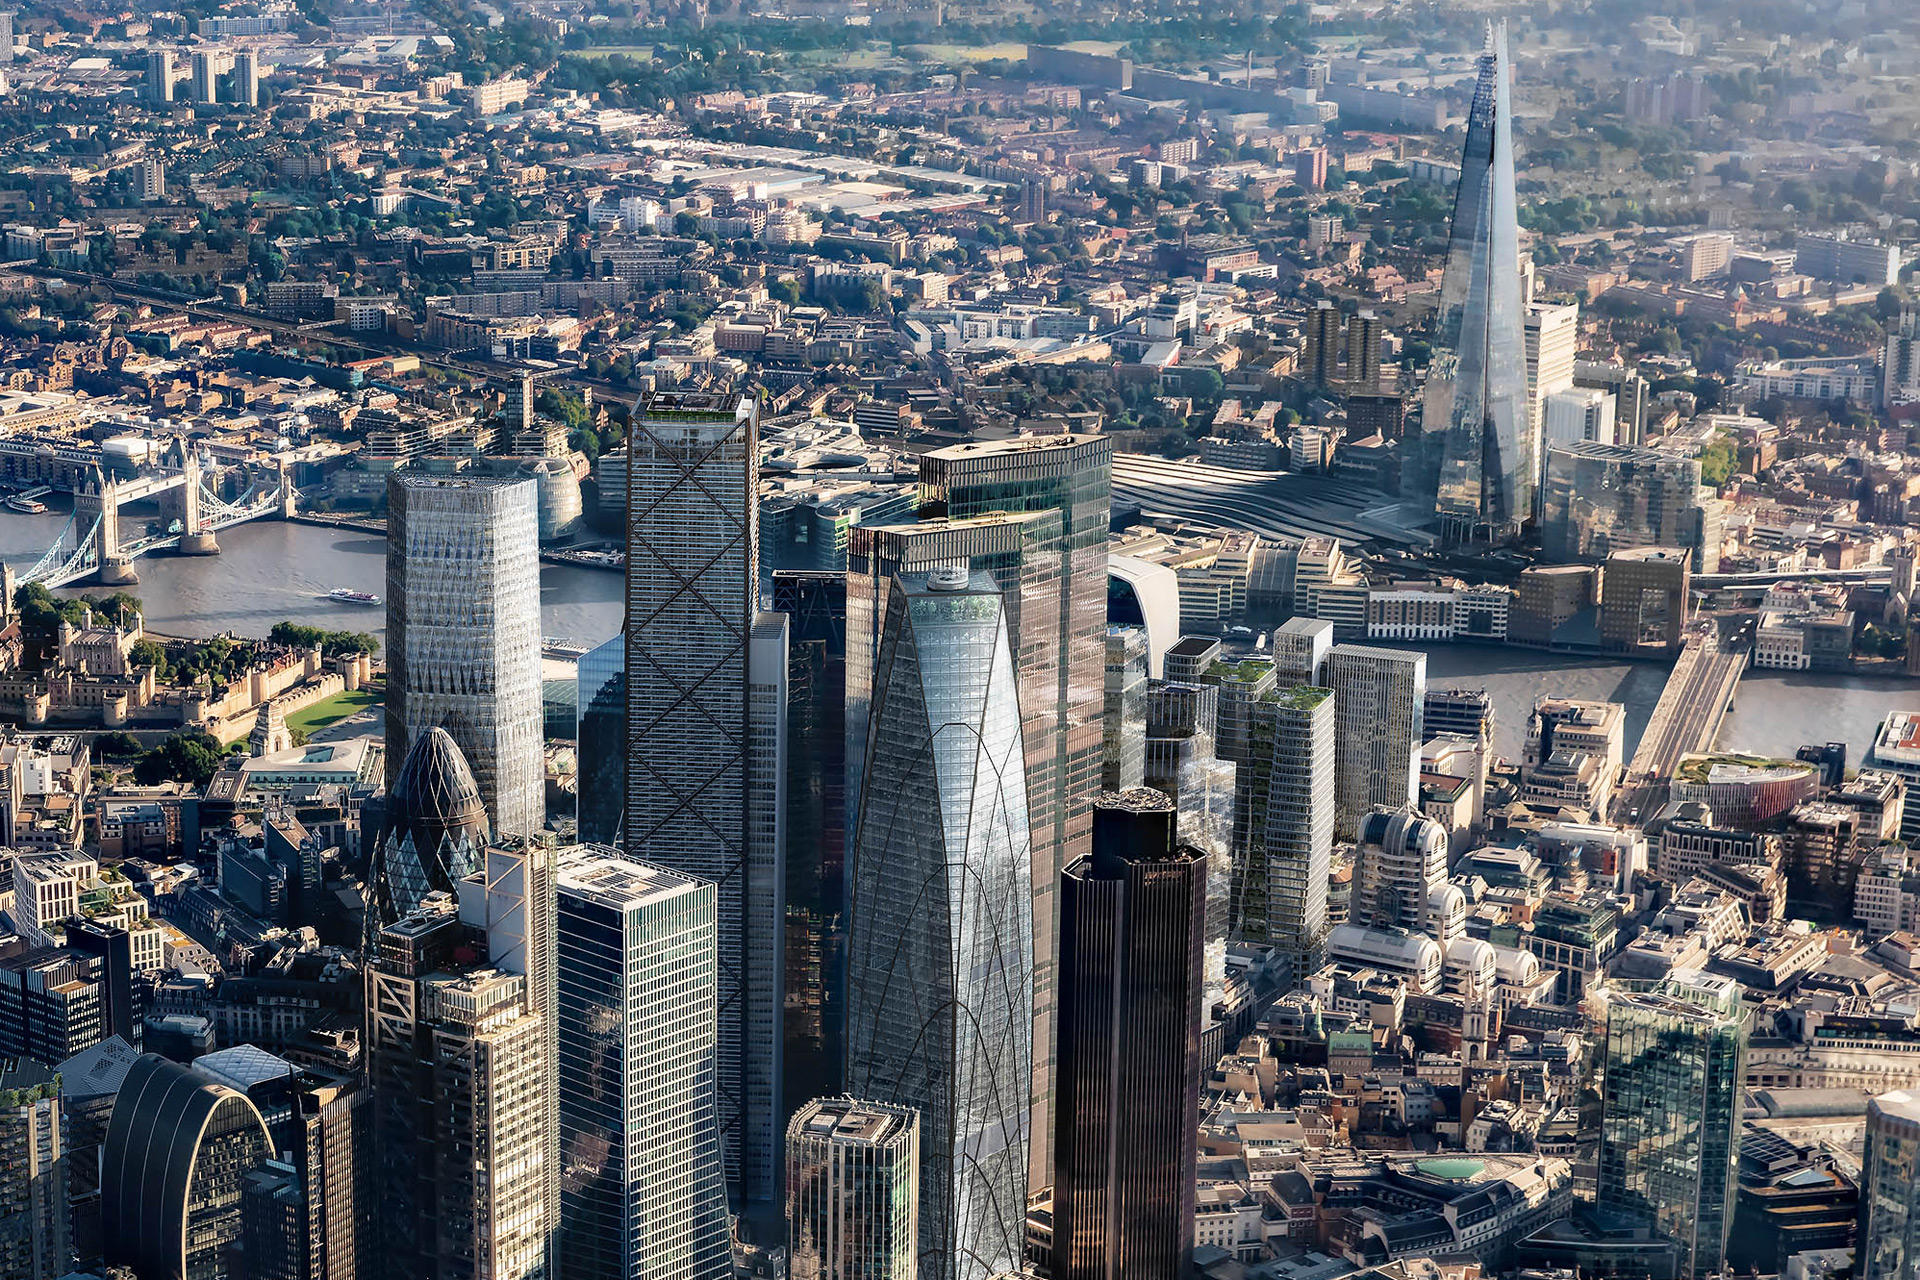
249 700 291 757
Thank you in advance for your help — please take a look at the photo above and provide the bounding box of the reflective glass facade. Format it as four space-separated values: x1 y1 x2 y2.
1236 687 1335 978
386 475 545 839
1860 1091 1920 1280
786 1098 919 1280
575 636 625 846
1598 974 1746 1279
1413 21 1533 542
1102 626 1147 792
848 570 1033 1280
1326 645 1426 840
1143 680 1234 1006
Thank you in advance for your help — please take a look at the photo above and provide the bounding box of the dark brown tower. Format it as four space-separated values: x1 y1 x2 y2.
1051 789 1205 1280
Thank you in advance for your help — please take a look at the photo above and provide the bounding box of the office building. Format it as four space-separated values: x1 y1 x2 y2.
147 49 173 103
847 567 1033 1276
1599 548 1691 654
745 611 789 1200
504 372 535 434
575 635 625 845
1544 387 1616 451
1423 687 1493 748
0 947 112 1067
1103 626 1148 791
1354 808 1449 931
103 1053 273 1280
191 48 218 103
367 895 552 1280
367 727 491 925
1163 635 1221 685
1598 973 1747 1279
1859 1090 1920 1280
0 1061 66 1280
786 1098 920 1280
907 431 1113 1186
1575 360 1651 445
623 391 770 1197
1412 21 1532 542
1541 443 1721 571
386 475 544 839
1143 681 1234 1006
234 49 259 106
1052 791 1204 1280
1526 301 1581 449
1271 617 1333 686
772 570 850 1114
555 848 731 1280
1327 644 1426 838
1235 685 1336 976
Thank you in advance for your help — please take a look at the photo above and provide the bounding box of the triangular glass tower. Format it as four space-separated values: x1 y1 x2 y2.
1410 21 1533 543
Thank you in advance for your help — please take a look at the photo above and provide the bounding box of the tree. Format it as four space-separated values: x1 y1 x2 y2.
133 730 231 788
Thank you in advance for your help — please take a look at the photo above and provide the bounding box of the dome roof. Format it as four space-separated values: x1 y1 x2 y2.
374 728 490 921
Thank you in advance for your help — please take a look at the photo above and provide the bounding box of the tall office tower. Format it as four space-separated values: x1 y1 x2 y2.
1423 686 1493 749
233 49 259 106
103 1054 272 1280
1412 21 1531 543
1203 656 1275 765
147 49 173 103
555 848 731 1280
1326 645 1426 839
386 475 544 839
1354 808 1449 931
1306 299 1342 387
0 1062 66 1280
575 635 625 844
772 571 850 1114
1235 686 1335 976
1052 791 1204 1280
623 391 762 1195
1575 360 1651 445
368 727 491 925
1526 301 1581 460
1541 443 1720 570
191 48 217 102
290 1071 372 1280
847 567 1033 1277
505 372 535 434
1103 626 1147 791
743 612 789 1201
1346 310 1383 393
1859 1091 1920 1280
1271 617 1333 685
1598 973 1747 1279
786 1098 921 1280
367 896 551 1280
1144 681 1235 1006
912 432 1112 1189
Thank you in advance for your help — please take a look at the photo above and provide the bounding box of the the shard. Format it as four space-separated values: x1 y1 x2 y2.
1409 21 1533 542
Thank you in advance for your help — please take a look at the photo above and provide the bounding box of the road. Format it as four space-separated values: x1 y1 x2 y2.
1111 454 1417 547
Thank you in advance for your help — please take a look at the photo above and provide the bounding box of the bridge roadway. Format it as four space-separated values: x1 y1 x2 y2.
1608 633 1750 826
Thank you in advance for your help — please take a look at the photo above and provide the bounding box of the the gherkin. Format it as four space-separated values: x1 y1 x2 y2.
369 726 491 923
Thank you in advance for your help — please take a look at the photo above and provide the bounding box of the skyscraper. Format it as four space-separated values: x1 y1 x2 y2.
386 475 544 840
1413 21 1532 542
1859 1090 1920 1280
1052 791 1204 1280
622 391 768 1197
368 727 491 925
847 567 1033 1278
103 1054 272 1280
1143 680 1235 1007
1526 300 1581 482
367 896 552 1280
191 48 218 103
575 635 625 845
744 612 789 1201
1326 644 1426 839
1235 685 1336 975
1102 626 1147 791
772 571 850 1115
1306 299 1341 387
234 49 259 106
1353 808 1449 931
1540 442 1721 571
1598 973 1747 1279
786 1098 920 1280
0 1062 66 1280
916 434 1111 1190
147 50 173 103
554 847 732 1280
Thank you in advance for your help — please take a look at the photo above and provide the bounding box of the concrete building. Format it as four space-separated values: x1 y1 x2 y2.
1793 232 1899 286
1354 807 1450 932
190 48 219 103
233 49 259 106
1599 548 1691 654
147 49 173 103
386 476 544 840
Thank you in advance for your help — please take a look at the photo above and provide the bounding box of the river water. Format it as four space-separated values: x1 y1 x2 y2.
0 509 1910 762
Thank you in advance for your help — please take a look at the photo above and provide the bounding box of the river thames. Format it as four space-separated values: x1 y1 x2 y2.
0 509 1911 762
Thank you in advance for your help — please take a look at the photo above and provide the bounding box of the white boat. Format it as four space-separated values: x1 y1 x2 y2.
327 588 381 605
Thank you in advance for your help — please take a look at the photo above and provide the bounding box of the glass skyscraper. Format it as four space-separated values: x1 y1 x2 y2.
1412 20 1533 542
1540 441 1721 570
847 567 1033 1280
786 1097 920 1280
386 475 545 839
1859 1090 1920 1280
1326 644 1426 840
555 847 731 1280
575 635 625 846
1235 686 1335 978
622 390 775 1200
1598 973 1747 1279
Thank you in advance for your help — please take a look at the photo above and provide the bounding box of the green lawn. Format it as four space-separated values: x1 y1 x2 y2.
565 45 655 60
286 688 382 736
